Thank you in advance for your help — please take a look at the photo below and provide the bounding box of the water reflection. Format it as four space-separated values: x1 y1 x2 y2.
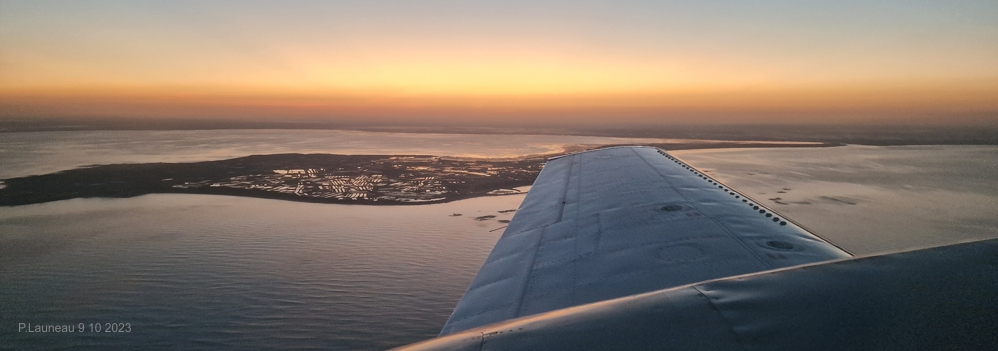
1 192 527 350
674 145 998 254
0 130 669 179
3 131 997 349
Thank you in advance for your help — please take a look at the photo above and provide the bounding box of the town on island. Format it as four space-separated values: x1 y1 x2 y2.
0 141 835 207
0 154 543 206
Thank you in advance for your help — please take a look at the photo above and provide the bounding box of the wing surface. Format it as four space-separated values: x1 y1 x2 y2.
440 146 849 335
399 238 998 351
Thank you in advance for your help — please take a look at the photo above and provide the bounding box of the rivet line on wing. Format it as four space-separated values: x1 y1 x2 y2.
657 149 787 226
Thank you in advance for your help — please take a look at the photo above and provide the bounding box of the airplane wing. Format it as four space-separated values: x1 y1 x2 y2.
441 146 849 334
393 146 996 350
396 237 998 350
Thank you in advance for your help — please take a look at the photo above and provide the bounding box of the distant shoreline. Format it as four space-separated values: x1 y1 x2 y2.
2 119 996 146
0 153 542 207
0 141 846 207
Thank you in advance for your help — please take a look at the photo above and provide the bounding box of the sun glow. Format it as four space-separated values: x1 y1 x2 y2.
1 1 996 125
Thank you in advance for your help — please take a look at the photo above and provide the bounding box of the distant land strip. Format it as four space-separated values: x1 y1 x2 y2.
0 141 838 206
4 118 997 146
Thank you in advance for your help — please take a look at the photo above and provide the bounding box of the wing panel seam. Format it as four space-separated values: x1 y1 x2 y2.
554 156 576 223
512 222 551 318
707 217 778 269
691 285 751 351
631 147 693 203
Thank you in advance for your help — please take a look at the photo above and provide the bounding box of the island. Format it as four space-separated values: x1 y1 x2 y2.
0 141 840 206
0 154 545 206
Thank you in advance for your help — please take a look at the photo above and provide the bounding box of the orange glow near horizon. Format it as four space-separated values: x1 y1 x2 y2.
2 1 996 125
6 80 995 125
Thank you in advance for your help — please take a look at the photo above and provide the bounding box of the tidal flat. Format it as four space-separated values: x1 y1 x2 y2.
674 145 998 254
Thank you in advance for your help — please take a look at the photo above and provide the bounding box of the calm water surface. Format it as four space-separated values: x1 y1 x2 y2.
0 130 669 179
674 145 998 254
1 193 526 350
2 131 997 350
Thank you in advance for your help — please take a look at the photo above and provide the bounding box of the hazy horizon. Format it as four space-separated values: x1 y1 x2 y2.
3 116 997 147
2 1 996 127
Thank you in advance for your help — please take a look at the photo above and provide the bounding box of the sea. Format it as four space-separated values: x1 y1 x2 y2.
1 130 996 350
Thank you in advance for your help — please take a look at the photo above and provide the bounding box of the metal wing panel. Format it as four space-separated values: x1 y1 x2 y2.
500 157 575 234
440 146 850 335
397 238 998 351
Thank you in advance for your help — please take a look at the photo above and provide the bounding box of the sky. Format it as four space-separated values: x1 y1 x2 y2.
1 0 996 126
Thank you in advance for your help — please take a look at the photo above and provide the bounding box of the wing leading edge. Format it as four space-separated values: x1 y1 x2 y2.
439 146 850 335
396 238 998 351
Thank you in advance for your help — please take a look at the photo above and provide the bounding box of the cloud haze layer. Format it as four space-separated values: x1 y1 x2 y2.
2 1 996 125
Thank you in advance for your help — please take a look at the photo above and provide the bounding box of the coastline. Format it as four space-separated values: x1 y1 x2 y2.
0 141 840 207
